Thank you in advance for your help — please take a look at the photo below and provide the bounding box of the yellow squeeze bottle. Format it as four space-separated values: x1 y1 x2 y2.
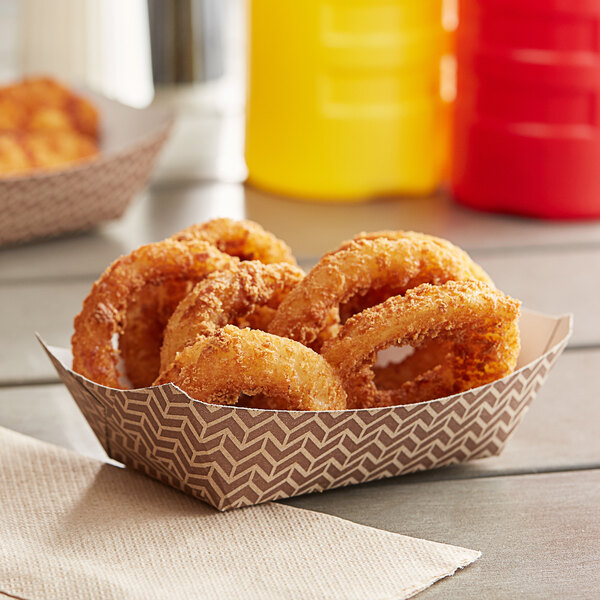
245 0 450 202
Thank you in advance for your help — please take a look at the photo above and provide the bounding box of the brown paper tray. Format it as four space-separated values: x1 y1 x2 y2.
40 309 571 511
0 91 173 246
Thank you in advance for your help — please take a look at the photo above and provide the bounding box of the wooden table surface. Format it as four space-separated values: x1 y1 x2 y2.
1 113 599 599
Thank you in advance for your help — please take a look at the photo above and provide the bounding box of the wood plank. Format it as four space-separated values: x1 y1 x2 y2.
3 181 600 282
0 348 597 484
0 279 93 384
284 469 600 599
244 185 600 259
472 248 598 347
0 384 106 461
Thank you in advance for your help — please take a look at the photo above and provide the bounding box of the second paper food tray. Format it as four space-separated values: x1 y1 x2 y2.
0 91 173 246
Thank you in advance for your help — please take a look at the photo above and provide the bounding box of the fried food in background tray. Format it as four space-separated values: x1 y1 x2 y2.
0 77 100 176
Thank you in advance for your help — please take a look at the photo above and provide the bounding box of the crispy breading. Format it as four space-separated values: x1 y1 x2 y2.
322 280 521 408
71 241 237 389
120 219 298 387
160 261 304 372
269 235 494 346
154 325 347 411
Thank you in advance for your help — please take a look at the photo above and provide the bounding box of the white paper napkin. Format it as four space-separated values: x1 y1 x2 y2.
0 427 480 600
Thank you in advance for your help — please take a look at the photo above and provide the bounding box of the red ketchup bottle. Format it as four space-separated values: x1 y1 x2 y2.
451 0 600 219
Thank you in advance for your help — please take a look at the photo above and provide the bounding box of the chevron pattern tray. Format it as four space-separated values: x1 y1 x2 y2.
42 311 571 511
0 92 172 246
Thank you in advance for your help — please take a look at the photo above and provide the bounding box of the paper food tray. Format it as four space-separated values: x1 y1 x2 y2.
41 309 572 511
0 90 173 246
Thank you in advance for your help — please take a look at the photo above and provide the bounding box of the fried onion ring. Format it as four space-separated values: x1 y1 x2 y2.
335 231 492 321
338 230 491 282
172 218 297 264
72 240 237 389
120 218 296 387
322 280 521 409
160 261 304 371
269 237 495 347
154 325 347 411
336 232 494 394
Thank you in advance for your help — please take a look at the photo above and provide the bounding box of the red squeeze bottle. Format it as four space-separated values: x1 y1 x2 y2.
451 0 600 219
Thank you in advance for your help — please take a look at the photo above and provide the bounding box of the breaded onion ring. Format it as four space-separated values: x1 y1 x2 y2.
269 237 495 347
72 240 237 389
336 232 493 391
120 218 296 387
160 261 305 371
172 218 297 265
322 280 521 409
335 231 492 321
339 230 491 282
154 325 347 411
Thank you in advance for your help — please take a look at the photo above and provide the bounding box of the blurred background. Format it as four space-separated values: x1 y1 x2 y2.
0 0 247 183
0 0 243 106
2 0 600 232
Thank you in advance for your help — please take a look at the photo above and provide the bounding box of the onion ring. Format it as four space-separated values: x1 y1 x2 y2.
120 218 296 387
322 280 521 409
160 261 305 372
172 218 297 264
337 232 493 393
338 230 491 282
269 236 495 347
335 231 492 321
71 240 237 389
154 325 347 411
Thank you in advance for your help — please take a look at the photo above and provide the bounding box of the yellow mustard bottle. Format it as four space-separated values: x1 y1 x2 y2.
245 0 451 202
